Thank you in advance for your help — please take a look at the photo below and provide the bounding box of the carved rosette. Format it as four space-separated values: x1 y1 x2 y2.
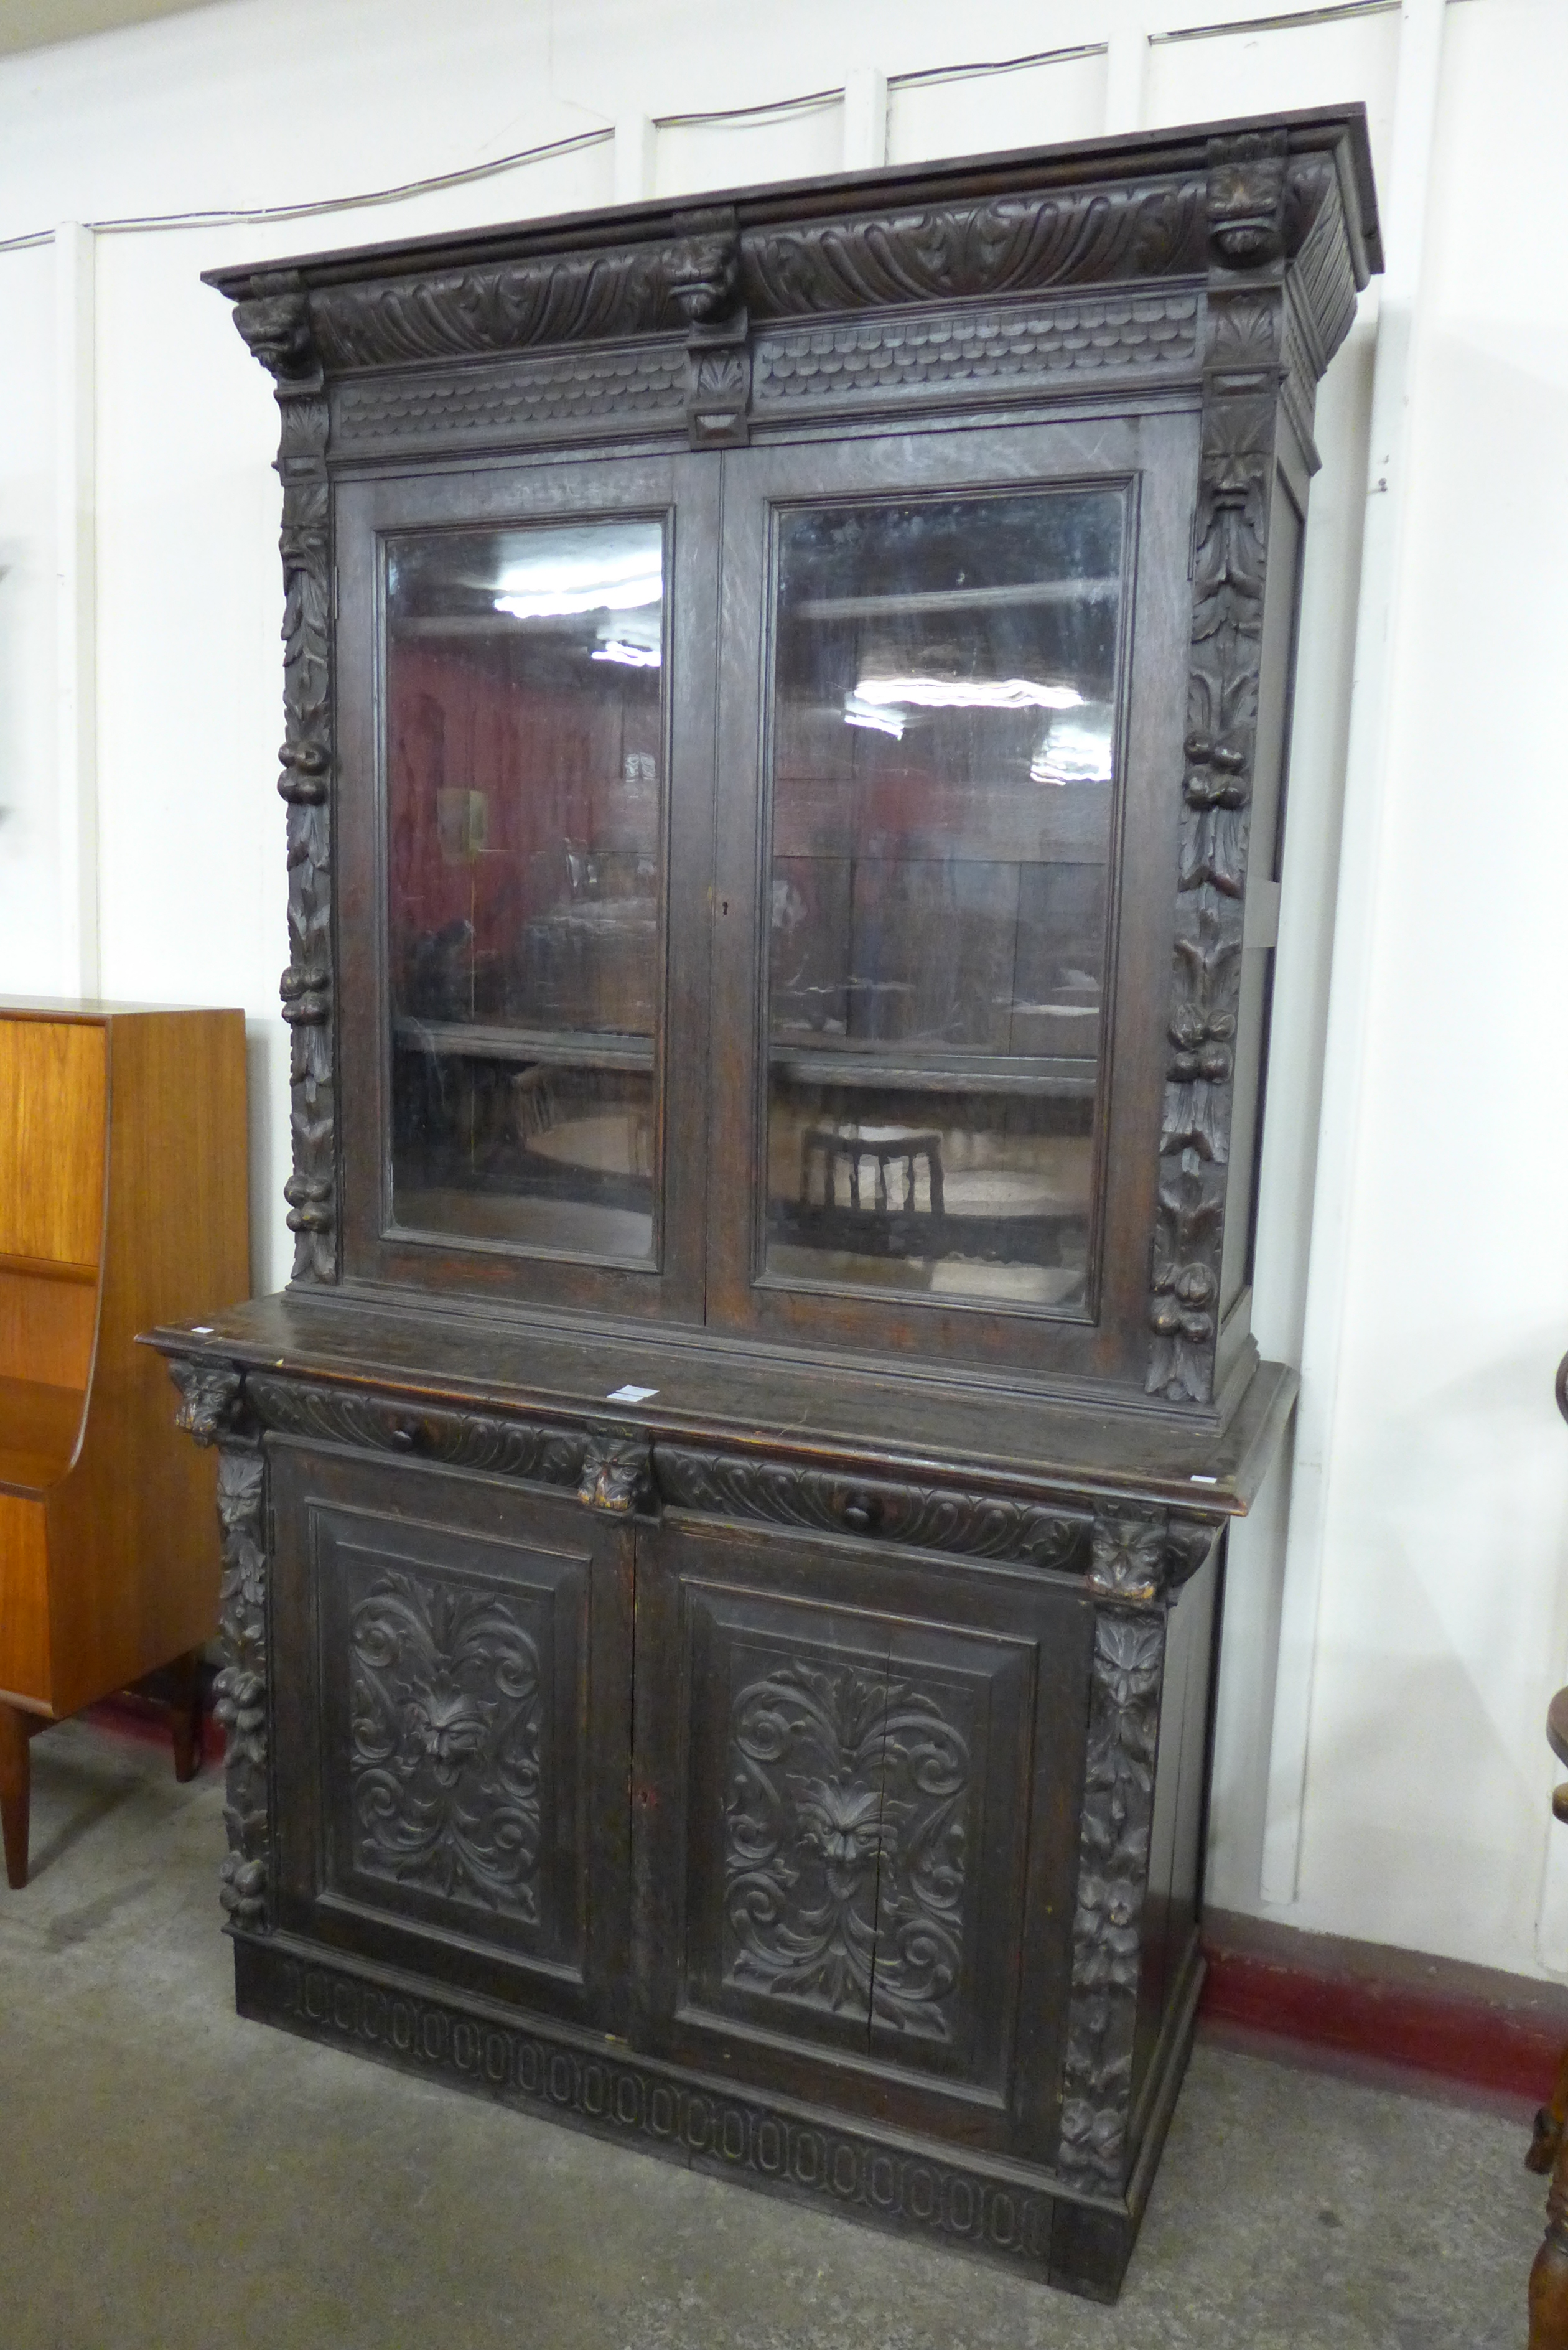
1057 1607 1165 2192
1145 138 1286 1403
233 271 337 1282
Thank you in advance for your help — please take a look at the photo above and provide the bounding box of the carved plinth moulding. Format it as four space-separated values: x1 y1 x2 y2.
1057 1606 1165 2192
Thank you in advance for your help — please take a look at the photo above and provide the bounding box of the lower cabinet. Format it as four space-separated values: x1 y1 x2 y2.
232 1427 1220 2300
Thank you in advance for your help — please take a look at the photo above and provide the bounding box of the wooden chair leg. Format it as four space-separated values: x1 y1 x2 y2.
1533 2130 1568 2350
1531 2041 1568 2174
166 1650 202 1785
0 1703 34 1891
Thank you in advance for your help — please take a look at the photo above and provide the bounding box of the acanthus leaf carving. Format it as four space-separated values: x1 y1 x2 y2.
242 1375 588 1490
653 1445 1090 1575
1057 1607 1164 2192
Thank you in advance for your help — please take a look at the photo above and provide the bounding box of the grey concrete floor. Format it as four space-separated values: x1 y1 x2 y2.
0 1718 1543 2350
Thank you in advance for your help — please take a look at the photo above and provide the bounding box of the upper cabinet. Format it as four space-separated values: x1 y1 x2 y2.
217 109 1380 1413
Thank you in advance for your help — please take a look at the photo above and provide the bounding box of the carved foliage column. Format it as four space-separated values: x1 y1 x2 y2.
168 1361 270 1931
1147 134 1287 1403
232 272 336 1280
1057 1505 1217 2194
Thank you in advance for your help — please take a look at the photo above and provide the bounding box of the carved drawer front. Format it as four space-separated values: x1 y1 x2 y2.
270 1445 632 2031
633 1518 1093 2157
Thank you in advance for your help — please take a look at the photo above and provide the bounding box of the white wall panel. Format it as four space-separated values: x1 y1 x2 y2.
885 47 1108 164
0 242 59 996
653 95 846 200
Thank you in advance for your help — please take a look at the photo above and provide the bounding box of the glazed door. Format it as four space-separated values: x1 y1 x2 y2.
707 413 1198 1380
270 1444 633 2034
631 1515 1091 2159
336 451 719 1319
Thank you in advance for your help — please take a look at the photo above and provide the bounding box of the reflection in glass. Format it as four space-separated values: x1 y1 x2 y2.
385 518 665 1260
764 489 1125 1311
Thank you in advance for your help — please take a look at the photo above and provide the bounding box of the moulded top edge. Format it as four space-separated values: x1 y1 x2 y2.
202 103 1380 305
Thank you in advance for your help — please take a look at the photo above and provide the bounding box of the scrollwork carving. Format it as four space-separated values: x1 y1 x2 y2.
724 1659 970 2040
347 1569 543 1920
655 1446 1090 1573
1058 1608 1165 2192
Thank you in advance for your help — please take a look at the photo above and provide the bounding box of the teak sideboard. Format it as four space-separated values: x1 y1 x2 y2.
149 108 1379 2299
0 1000 248 1884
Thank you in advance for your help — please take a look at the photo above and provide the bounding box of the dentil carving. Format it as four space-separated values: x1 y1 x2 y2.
348 1570 543 1921
724 1659 970 2041
1058 1608 1165 2191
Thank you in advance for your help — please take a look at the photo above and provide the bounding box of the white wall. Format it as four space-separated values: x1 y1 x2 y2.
1 0 1564 1985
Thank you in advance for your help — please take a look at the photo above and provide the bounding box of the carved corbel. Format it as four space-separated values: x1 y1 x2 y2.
167 1356 249 1448
579 1430 656 1516
669 208 750 449
1088 1505 1169 1603
1205 131 1289 271
232 269 323 391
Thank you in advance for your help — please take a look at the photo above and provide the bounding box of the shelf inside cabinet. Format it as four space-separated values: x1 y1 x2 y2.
392 1018 655 1073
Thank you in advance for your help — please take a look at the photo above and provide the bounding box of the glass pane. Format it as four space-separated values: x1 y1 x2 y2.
763 488 1124 1311
385 518 665 1261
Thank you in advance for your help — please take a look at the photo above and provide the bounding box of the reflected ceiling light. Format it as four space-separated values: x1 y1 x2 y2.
496 575 663 619
843 694 905 738
493 543 663 620
591 640 663 668
852 675 1084 712
1030 713 1114 786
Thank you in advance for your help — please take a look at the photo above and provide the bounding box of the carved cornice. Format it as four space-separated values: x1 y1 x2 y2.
1058 1606 1164 2193
655 1444 1091 1574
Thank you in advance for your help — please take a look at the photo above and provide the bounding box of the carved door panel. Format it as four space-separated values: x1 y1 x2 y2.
633 1514 1092 2158
271 1443 632 2033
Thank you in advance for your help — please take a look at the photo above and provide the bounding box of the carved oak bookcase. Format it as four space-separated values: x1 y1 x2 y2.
150 109 1378 2299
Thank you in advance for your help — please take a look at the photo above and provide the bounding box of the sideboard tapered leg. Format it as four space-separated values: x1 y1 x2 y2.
166 1650 203 1784
0 1703 34 1890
